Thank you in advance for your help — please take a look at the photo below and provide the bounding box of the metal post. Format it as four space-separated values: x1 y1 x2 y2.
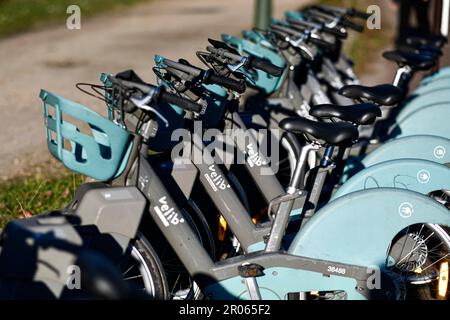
431 0 449 70
433 0 443 35
254 0 273 30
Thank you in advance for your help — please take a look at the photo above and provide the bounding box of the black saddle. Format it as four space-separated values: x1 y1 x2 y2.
338 84 403 106
397 44 442 58
405 35 447 49
310 103 381 126
279 117 358 146
383 50 436 71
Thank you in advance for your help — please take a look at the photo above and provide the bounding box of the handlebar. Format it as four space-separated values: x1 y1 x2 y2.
306 8 336 21
322 25 348 39
206 45 243 63
160 57 246 93
164 58 202 77
270 23 335 52
107 75 202 113
160 91 203 112
206 45 283 77
287 18 347 39
340 17 364 32
270 23 300 38
305 8 364 32
205 72 246 93
312 5 370 20
348 8 371 20
249 57 284 77
308 34 336 51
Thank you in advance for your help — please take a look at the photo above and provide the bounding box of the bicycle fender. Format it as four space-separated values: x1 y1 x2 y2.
420 66 450 85
397 90 450 123
334 159 450 199
288 189 450 267
392 104 450 139
414 79 450 95
361 135 450 168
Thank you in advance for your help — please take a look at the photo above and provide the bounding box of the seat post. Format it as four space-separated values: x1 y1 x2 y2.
264 141 320 253
320 145 335 167
392 65 413 93
288 141 321 194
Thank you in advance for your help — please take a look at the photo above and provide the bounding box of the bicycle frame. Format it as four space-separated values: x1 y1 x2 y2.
136 151 363 298
135 151 450 299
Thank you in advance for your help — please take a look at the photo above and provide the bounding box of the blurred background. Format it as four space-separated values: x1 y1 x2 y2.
0 0 447 225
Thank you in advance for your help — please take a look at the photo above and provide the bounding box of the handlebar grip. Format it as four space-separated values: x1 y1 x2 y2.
160 92 203 113
349 8 371 20
207 73 246 94
250 57 284 77
340 18 364 32
309 36 335 51
323 26 347 39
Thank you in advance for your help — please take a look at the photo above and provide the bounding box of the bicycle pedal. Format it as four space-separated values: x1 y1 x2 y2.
238 263 265 300
238 263 265 278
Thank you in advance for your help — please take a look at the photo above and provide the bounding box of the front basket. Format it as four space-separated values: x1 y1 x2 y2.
40 90 132 181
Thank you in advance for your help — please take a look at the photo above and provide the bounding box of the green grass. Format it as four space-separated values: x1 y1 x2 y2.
0 0 152 38
0 164 85 228
314 0 394 74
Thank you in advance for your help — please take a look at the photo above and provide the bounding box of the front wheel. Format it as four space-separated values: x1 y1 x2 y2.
121 232 169 299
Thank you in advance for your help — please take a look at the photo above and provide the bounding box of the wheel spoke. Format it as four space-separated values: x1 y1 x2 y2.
122 263 135 276
397 231 434 266
123 274 144 281
171 273 182 294
421 253 450 273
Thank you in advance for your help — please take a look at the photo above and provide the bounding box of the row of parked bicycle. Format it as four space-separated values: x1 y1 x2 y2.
1 4 449 300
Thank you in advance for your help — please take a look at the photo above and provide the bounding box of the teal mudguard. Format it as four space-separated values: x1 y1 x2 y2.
289 189 450 267
391 103 450 139
342 135 450 181
420 66 450 85
334 159 450 200
396 89 450 121
413 78 450 95
363 135 450 167
205 189 450 300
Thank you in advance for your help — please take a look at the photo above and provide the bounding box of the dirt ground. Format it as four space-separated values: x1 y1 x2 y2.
0 0 312 179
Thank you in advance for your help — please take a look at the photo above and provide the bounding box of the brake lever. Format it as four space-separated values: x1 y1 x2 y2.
227 56 249 73
324 16 340 29
130 93 153 107
298 43 316 61
287 33 307 48
288 35 316 61
130 94 169 128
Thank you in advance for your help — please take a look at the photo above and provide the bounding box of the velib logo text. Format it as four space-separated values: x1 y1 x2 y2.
154 196 185 227
246 143 268 168
204 165 231 192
